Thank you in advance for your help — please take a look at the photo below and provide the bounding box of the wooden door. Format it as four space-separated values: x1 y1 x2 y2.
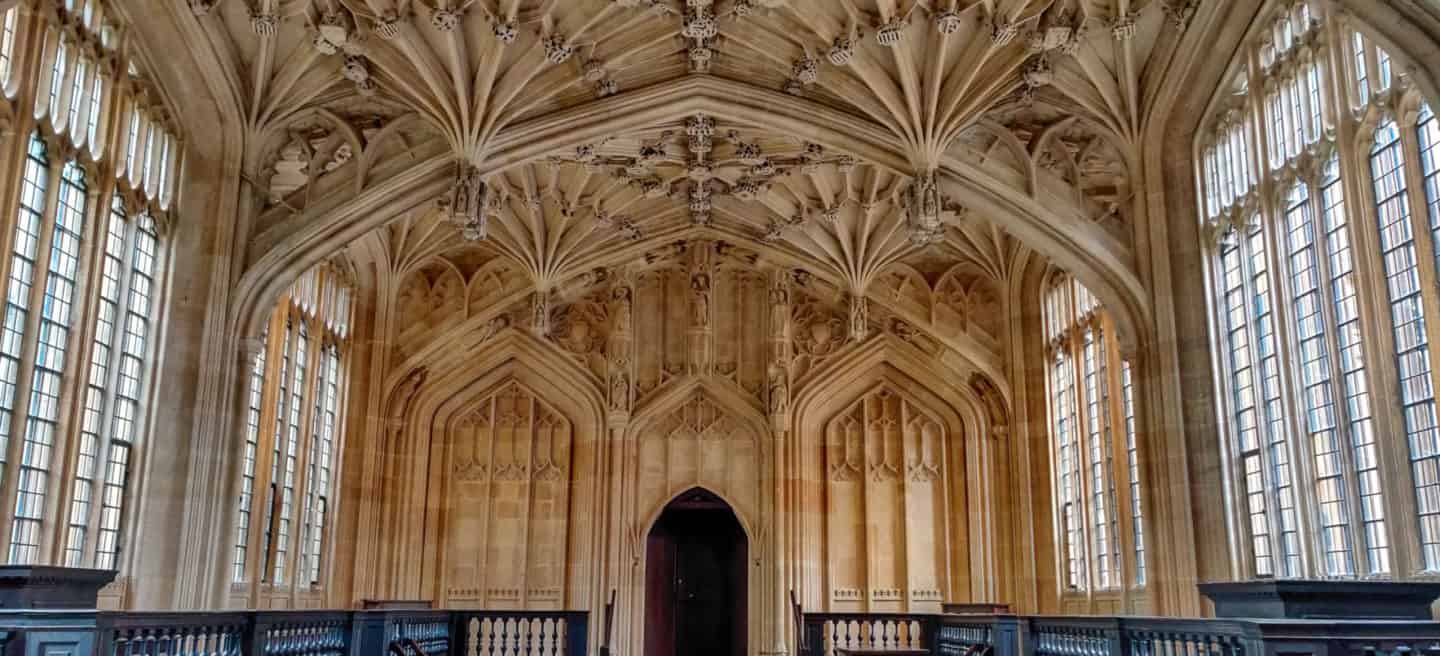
644 489 747 656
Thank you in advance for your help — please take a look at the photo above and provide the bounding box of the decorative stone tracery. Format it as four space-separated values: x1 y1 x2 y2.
444 382 574 609
823 384 954 611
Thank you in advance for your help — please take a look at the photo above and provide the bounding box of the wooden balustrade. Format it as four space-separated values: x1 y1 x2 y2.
803 613 939 656
3 604 1440 656
0 609 588 656
455 611 588 656
802 612 1440 656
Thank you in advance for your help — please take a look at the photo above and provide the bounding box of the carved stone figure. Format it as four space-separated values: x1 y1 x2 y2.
532 291 552 336
848 294 869 342
769 285 789 336
691 272 711 328
269 138 310 202
610 371 630 411
611 286 633 335
477 315 510 343
768 365 789 415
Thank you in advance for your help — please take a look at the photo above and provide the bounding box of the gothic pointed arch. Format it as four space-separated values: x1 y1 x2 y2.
606 375 770 656
357 329 606 609
624 377 770 541
787 338 1015 613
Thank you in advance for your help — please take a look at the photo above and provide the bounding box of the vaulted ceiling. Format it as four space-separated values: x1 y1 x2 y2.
179 0 1198 354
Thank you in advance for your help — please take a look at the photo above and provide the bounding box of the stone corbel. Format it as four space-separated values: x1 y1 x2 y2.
1267 166 1298 205
1397 86 1424 129
1201 219 1231 253
0 99 12 140
41 129 77 165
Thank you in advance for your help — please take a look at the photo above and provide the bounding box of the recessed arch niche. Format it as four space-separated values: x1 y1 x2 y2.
440 380 574 609
790 341 995 614
391 332 608 613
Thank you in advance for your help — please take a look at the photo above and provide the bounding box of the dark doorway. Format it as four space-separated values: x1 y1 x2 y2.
644 488 748 656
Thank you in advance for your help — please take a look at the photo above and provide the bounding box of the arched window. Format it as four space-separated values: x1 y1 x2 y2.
1200 0 1439 578
1044 275 1146 596
230 264 354 601
0 0 179 583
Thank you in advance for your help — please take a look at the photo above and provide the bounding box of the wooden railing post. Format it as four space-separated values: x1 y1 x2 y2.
351 610 389 655
567 612 590 656
993 615 1029 656
1109 618 1129 656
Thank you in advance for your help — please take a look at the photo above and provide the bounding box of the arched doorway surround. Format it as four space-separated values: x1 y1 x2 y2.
645 488 749 656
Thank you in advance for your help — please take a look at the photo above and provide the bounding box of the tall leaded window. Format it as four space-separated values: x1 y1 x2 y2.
230 264 352 599
0 7 17 90
1 135 50 505
11 160 89 564
1201 0 1440 578
0 1 178 578
1121 362 1145 584
1044 275 1147 595
232 339 267 583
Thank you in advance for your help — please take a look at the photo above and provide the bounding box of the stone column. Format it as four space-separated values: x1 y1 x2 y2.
763 269 791 656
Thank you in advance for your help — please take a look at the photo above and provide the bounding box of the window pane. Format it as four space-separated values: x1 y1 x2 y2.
1372 120 1440 570
0 8 17 90
261 325 294 582
0 134 49 507
233 338 266 583
1052 347 1085 590
1122 361 1145 585
11 160 87 564
1083 328 1117 590
272 322 308 584
63 199 125 567
93 214 158 569
1282 180 1354 576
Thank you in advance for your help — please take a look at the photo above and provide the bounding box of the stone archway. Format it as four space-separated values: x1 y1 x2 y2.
618 384 772 656
644 488 749 656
